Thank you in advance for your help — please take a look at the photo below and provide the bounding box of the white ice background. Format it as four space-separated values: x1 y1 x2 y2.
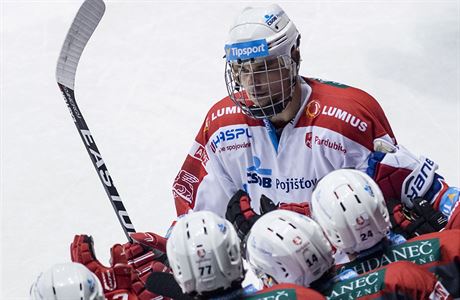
2 1 459 298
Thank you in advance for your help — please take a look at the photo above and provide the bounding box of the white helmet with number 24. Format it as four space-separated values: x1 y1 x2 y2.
311 169 391 254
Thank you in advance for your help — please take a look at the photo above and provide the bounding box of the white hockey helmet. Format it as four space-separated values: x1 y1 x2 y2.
167 210 244 296
30 262 104 300
245 210 334 287
311 169 391 255
224 4 301 119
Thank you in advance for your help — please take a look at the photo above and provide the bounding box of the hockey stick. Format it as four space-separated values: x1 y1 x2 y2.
56 0 135 243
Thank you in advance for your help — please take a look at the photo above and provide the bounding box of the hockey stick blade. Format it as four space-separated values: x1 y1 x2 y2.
56 0 105 89
55 0 138 242
146 272 192 299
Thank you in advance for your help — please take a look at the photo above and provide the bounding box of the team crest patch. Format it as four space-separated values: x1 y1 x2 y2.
197 248 206 258
305 131 313 148
293 236 303 245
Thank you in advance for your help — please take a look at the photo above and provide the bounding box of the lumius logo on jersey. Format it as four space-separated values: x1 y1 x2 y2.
305 100 321 119
204 105 254 143
204 106 244 134
305 100 368 132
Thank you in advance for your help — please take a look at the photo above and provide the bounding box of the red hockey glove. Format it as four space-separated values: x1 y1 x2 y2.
71 234 171 300
226 189 260 241
70 235 137 300
259 193 311 216
279 202 311 216
126 232 172 300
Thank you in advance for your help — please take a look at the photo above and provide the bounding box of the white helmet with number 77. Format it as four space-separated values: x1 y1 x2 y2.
245 210 334 287
29 262 104 300
311 169 391 255
167 210 244 297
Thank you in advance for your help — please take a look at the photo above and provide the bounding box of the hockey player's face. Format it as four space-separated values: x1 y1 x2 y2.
235 56 294 107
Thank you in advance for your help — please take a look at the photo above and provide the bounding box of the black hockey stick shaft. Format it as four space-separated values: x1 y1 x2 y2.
58 85 168 259
58 84 136 242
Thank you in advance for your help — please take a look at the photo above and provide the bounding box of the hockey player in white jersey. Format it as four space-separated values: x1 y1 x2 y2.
172 3 459 236
173 3 395 216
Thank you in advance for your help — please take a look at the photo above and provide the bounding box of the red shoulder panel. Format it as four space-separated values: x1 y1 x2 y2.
297 78 396 150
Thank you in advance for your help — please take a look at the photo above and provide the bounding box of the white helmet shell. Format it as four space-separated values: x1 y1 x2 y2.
30 262 104 300
245 210 334 287
224 4 301 119
167 211 244 296
226 4 300 60
311 169 390 254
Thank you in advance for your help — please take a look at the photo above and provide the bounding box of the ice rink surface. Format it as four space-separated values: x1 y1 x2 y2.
2 0 459 298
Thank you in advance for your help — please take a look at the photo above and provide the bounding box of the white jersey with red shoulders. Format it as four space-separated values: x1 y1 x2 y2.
173 77 396 216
